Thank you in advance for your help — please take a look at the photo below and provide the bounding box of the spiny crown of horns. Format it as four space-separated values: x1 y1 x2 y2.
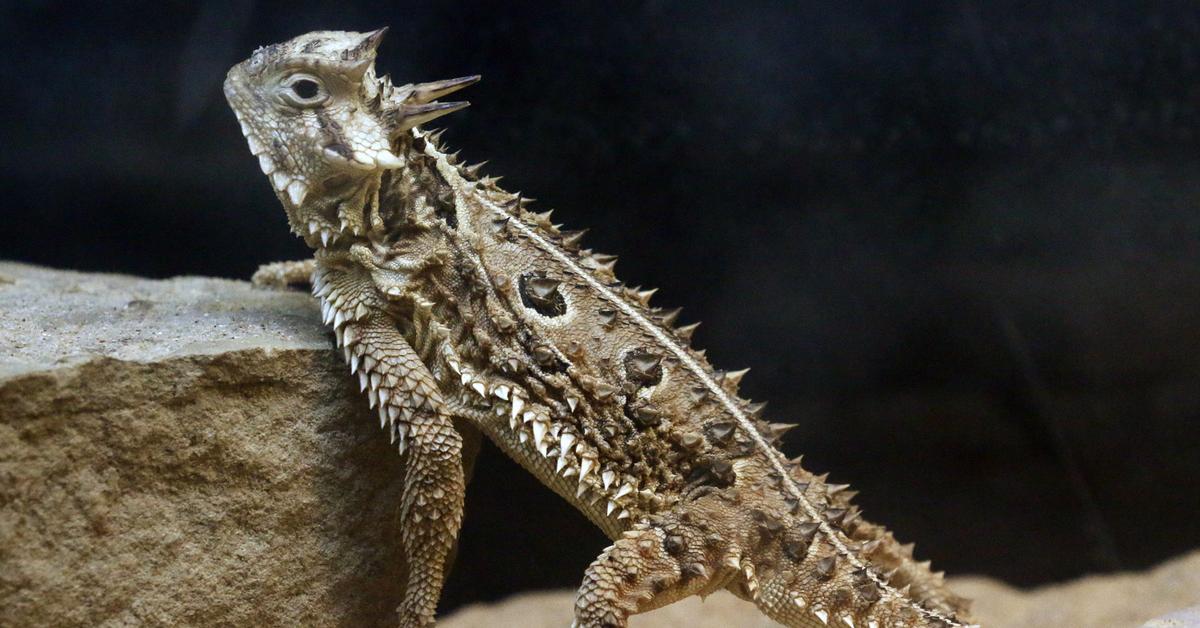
223 28 478 222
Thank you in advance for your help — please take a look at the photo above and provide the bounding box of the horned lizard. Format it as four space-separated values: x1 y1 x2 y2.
224 28 976 628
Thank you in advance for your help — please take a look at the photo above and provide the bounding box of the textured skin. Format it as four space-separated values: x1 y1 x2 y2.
225 29 977 628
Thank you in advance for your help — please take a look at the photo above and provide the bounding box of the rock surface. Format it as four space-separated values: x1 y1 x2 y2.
441 549 1200 628
0 262 407 627
1 262 1197 628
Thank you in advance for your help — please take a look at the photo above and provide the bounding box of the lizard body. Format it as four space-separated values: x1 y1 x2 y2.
224 29 975 628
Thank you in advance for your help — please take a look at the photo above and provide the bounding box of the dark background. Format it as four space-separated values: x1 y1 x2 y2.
3 0 1200 614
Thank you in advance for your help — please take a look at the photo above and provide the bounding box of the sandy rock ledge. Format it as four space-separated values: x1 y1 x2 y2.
1 262 1197 627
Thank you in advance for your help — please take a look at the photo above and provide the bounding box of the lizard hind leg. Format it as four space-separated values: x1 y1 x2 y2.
572 498 741 628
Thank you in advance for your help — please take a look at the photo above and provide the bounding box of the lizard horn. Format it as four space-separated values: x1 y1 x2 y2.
405 75 481 105
391 100 471 132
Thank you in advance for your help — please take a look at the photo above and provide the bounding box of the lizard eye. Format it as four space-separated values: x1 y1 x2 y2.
280 74 328 107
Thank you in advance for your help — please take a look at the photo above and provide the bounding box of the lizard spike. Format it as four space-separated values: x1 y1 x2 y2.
471 381 487 397
333 308 346 328
378 389 390 406
392 101 471 132
566 396 579 412
601 469 615 490
426 128 446 145
367 387 379 409
492 384 510 400
559 432 576 453
812 608 829 625
380 405 390 431
286 180 308 207
358 372 369 392
510 396 525 419
747 401 767 419
675 321 700 342
463 161 487 178
723 367 750 389
579 456 596 480
843 615 854 627
656 307 682 326
635 287 657 306
532 420 549 450
613 483 633 500
556 454 569 474
560 229 587 250
349 353 360 373
405 75 481 105
606 500 617 516
767 422 795 441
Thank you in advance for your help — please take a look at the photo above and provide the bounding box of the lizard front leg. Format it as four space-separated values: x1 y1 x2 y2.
251 258 316 289
317 264 465 628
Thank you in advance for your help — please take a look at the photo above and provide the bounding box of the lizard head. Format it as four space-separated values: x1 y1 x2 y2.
224 28 477 245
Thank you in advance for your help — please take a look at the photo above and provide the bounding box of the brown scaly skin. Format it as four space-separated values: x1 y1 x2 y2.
225 29 977 628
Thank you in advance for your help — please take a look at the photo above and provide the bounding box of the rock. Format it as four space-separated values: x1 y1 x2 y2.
441 549 1200 628
0 262 406 627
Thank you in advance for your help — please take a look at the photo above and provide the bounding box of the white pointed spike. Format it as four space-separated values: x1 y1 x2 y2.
522 411 537 425
813 609 828 625
576 483 588 499
375 149 405 168
334 327 344 347
617 509 630 520
471 381 487 396
556 455 569 474
367 388 378 409
562 466 577 478
320 231 331 247
287 180 308 206
370 373 381 390
842 616 854 628
320 301 332 324
792 595 806 609
559 432 576 453
508 412 519 431
447 360 461 375
606 501 617 516
388 406 400 422
601 470 615 490
270 170 291 192
614 483 633 500
867 622 878 628
349 353 360 373
256 153 274 174
352 151 376 168
492 385 510 400
358 372 369 391
510 396 525 419
333 309 346 328
308 220 320 235
518 431 529 444
532 421 549 453
379 406 389 430
460 372 473 386
579 457 595 480
378 389 390 406
567 396 579 412
342 325 357 346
